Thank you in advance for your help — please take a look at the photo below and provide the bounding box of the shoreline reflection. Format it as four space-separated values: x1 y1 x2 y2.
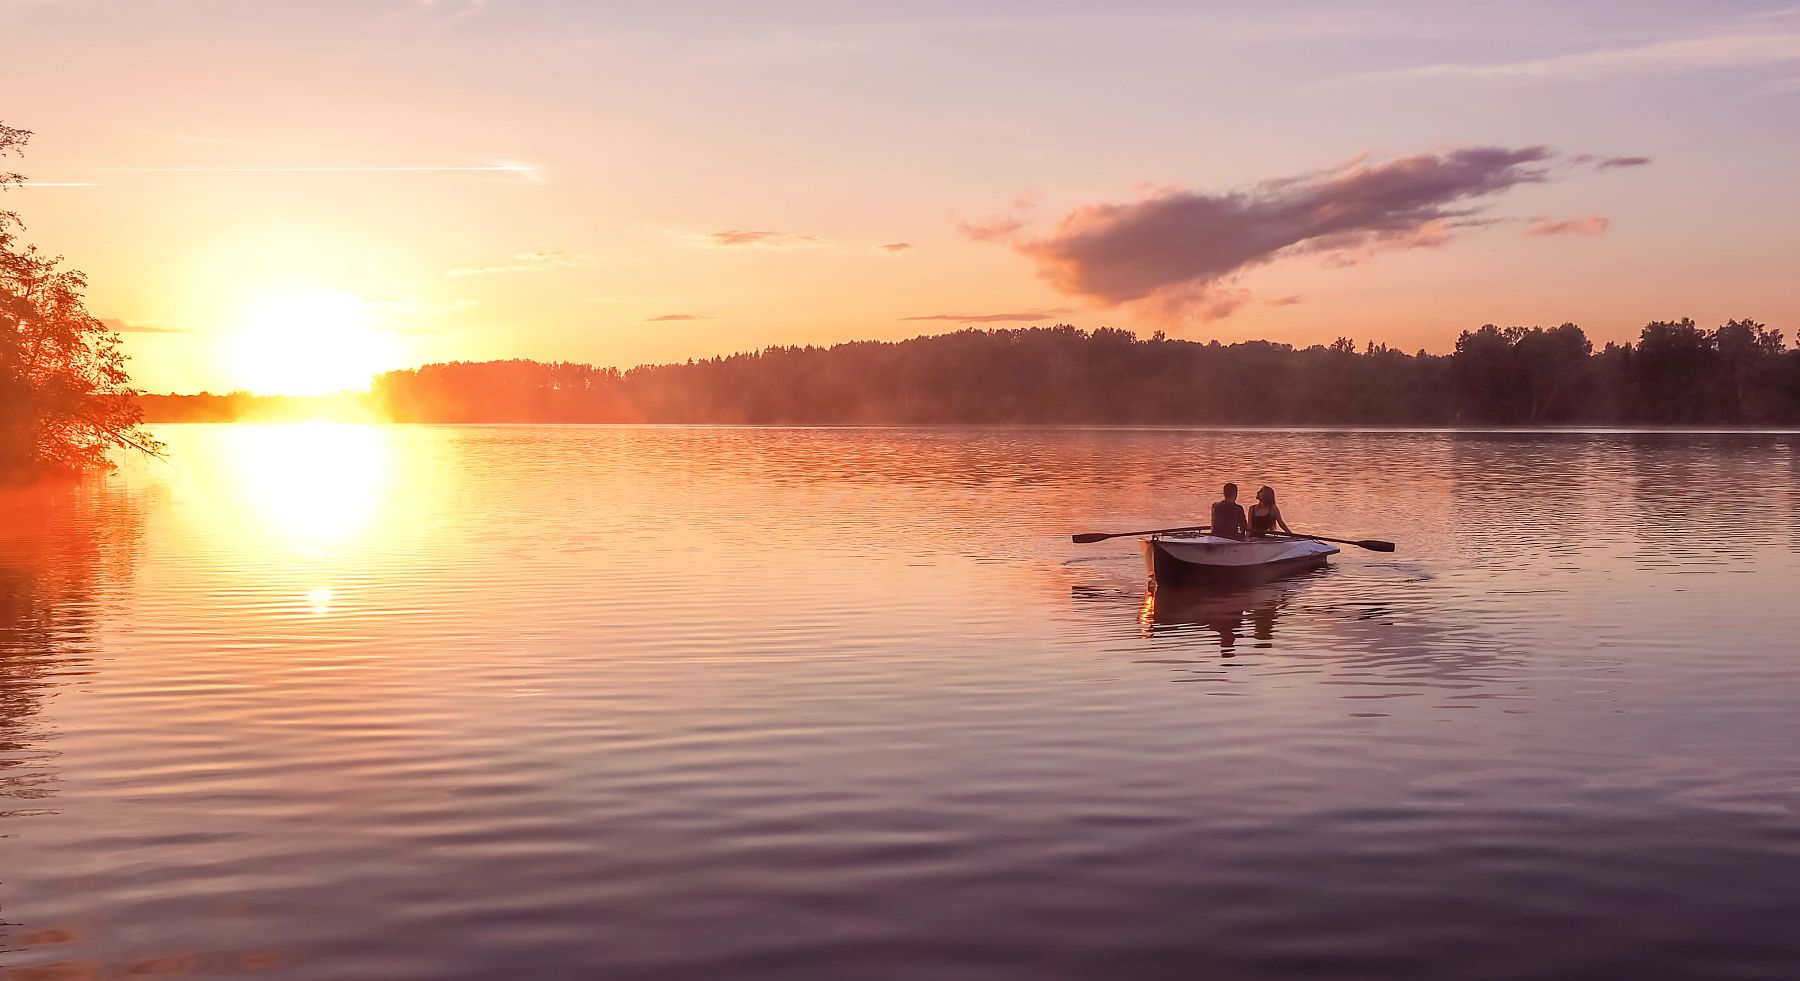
0 480 144 961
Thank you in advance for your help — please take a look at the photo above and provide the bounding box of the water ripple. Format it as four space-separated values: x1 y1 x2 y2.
2 426 1799 979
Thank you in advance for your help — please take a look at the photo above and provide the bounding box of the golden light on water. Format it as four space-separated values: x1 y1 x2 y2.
219 422 394 551
224 290 401 396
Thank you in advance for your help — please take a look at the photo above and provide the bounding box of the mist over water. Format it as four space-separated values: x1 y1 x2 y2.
4 425 1800 979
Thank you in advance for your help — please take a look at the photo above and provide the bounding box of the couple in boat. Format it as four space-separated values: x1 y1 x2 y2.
1209 483 1290 541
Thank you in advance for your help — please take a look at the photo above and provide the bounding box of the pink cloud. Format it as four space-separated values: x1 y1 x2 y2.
1141 284 1253 322
1311 217 1455 268
876 242 913 252
957 215 1030 242
983 146 1573 321
1526 214 1611 236
902 310 1071 324
707 230 817 246
957 190 1042 243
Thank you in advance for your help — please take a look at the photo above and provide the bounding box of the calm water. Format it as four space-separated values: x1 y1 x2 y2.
5 425 1800 979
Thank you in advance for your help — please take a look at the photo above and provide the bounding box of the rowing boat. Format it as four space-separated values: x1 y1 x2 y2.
1141 531 1338 585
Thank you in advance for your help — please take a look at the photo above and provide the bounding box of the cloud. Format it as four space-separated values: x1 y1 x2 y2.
1526 214 1610 236
647 314 711 322
957 190 1042 242
1141 285 1253 321
706 229 817 247
446 249 591 276
1570 153 1651 170
988 146 1562 321
876 242 913 252
1265 294 1304 307
1309 217 1455 268
101 318 186 334
1333 26 1800 84
957 215 1030 242
902 309 1072 324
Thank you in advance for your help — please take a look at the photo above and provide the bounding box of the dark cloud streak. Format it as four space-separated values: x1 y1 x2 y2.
1571 153 1651 170
1526 214 1610 236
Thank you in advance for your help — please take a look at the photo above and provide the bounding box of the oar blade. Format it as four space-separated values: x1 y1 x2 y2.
1071 532 1113 544
1356 539 1397 552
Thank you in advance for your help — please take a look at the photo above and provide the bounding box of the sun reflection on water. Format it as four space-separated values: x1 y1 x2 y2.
218 423 394 552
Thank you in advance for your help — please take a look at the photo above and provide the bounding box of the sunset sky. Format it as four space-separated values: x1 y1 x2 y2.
7 0 1799 394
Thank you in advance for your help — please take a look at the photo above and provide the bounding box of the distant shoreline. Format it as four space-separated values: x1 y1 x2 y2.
139 323 1800 428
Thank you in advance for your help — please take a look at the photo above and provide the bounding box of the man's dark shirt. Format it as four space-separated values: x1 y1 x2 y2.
1211 499 1248 540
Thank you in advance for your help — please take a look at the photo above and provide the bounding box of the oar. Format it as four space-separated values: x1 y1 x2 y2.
1273 531 1396 552
1073 525 1209 544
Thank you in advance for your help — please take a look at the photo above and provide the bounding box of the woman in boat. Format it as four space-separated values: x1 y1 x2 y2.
1248 485 1292 537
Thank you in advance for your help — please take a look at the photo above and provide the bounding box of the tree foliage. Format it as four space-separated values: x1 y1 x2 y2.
0 124 160 481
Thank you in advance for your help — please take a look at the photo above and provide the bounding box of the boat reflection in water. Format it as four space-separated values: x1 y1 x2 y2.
1137 573 1323 655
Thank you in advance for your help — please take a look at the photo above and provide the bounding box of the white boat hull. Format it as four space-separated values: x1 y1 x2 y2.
1141 533 1338 585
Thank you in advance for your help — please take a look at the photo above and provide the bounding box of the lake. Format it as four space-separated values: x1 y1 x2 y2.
4 424 1800 979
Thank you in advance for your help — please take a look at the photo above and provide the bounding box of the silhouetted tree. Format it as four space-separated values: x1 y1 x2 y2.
1449 323 1592 423
1450 325 1520 423
0 124 160 480
1515 323 1593 422
1713 319 1789 423
1629 319 1716 423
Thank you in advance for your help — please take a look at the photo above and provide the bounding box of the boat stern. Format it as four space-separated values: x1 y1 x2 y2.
1142 534 1337 586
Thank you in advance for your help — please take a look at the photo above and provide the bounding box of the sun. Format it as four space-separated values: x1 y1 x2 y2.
225 290 402 396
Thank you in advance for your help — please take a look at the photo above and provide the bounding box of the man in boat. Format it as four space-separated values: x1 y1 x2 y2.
1210 483 1249 540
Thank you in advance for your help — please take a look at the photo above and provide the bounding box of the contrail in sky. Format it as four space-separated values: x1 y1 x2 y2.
91 164 544 182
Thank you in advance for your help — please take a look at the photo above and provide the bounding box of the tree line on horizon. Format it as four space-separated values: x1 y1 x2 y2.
141 319 1800 427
